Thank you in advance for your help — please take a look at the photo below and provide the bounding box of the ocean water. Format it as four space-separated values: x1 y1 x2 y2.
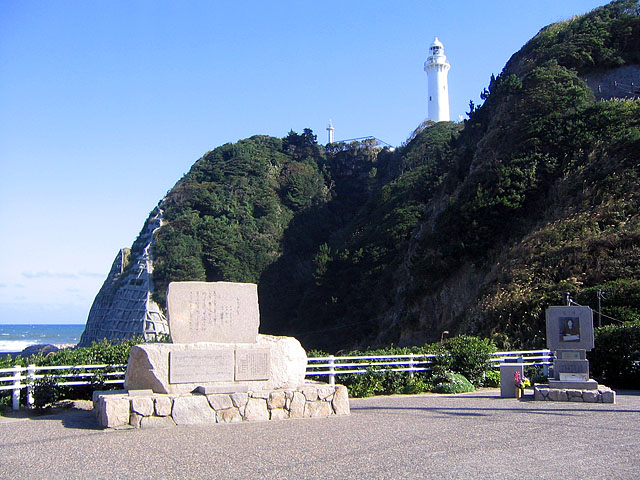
0 324 85 353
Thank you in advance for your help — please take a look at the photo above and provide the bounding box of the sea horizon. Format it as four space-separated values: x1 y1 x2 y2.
0 324 85 353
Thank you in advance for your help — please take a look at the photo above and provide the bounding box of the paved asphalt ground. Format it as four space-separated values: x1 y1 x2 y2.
1 389 639 479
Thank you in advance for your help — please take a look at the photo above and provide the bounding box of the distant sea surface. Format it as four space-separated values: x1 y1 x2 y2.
0 324 84 353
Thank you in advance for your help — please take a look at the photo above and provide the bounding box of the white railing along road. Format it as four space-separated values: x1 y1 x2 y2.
1 350 553 410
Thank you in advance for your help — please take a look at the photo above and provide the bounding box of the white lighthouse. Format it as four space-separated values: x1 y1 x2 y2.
424 37 450 122
326 119 335 144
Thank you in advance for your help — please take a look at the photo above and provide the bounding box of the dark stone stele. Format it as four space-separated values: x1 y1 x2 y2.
545 306 594 352
542 305 604 394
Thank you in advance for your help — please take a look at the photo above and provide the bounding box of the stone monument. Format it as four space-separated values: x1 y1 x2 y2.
534 306 615 403
94 281 350 427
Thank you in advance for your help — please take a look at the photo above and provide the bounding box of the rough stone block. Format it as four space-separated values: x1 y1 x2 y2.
534 387 546 401
301 384 319 402
230 392 249 415
583 390 598 403
267 391 286 410
141 416 176 429
129 412 142 428
317 385 335 400
270 408 289 421
305 401 333 418
154 396 173 417
332 385 350 416
98 396 130 428
207 394 233 411
130 397 154 416
93 390 126 417
601 389 615 404
289 392 306 419
217 407 242 423
171 396 217 425
244 398 269 422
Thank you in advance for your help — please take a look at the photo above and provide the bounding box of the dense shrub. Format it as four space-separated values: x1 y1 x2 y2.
313 337 494 397
589 321 640 388
441 336 497 386
33 375 62 409
483 369 501 388
431 373 475 394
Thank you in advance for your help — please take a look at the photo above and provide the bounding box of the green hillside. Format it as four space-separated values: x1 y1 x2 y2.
142 0 640 351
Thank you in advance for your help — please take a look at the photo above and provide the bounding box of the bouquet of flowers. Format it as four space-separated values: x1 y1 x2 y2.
514 371 531 390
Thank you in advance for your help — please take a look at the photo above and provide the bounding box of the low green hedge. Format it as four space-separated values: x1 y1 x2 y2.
589 321 640 388
0 338 142 410
311 335 496 398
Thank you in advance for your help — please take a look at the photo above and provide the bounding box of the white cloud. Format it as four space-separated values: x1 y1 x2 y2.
22 271 78 279
21 270 104 280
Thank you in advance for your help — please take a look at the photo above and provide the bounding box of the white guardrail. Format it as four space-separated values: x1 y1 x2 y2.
307 349 553 385
0 364 126 411
1 350 553 410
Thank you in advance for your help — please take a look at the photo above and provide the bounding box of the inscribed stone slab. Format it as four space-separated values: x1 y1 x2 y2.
167 282 259 344
554 359 589 374
558 350 585 360
560 373 589 382
169 350 234 384
235 348 271 381
545 306 594 351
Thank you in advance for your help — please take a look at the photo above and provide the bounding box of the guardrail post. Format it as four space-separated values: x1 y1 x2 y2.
328 355 335 386
409 354 415 378
26 364 36 408
12 365 21 411
543 350 550 377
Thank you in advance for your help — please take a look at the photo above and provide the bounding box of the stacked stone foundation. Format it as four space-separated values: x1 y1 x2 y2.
94 382 349 429
534 384 615 403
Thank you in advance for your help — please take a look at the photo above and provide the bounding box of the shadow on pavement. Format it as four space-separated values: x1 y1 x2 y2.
1 406 102 430
351 405 640 416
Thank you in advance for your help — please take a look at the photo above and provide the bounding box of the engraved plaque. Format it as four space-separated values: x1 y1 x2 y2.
560 351 582 360
169 350 234 384
559 373 589 382
167 282 259 344
235 348 270 381
554 359 589 374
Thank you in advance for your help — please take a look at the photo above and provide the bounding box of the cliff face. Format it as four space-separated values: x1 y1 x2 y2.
82 1 640 351
79 208 169 346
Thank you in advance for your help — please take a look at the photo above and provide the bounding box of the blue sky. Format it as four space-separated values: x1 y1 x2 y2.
0 0 609 325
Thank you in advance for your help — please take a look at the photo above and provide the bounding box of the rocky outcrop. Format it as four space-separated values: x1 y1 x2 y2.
582 64 640 101
78 208 169 347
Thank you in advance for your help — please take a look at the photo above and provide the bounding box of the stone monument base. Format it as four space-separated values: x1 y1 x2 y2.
93 382 350 429
548 378 598 390
534 384 615 403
